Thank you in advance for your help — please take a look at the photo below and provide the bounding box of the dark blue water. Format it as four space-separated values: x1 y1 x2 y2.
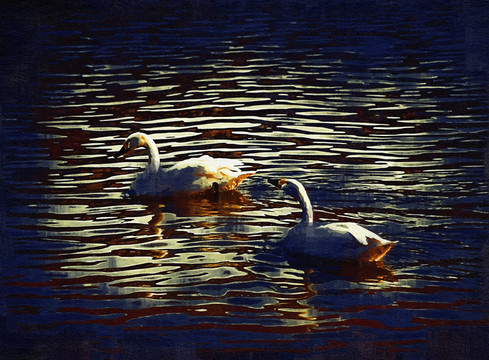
1 1 488 359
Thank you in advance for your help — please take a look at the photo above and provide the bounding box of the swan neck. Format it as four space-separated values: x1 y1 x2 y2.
144 135 160 172
295 184 313 225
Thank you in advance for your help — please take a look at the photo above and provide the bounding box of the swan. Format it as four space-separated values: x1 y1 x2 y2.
114 132 255 196
269 178 396 262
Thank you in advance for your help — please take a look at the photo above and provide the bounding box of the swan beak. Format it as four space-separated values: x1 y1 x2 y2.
268 178 287 188
113 145 130 158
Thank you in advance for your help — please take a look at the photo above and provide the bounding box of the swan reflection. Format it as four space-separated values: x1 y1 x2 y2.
131 188 254 218
295 259 397 285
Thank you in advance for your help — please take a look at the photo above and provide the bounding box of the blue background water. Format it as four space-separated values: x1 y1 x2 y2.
1 1 488 359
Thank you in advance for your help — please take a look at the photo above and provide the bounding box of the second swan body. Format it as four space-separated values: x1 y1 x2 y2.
270 178 396 262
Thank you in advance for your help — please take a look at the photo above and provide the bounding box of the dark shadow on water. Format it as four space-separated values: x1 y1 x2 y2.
286 254 397 284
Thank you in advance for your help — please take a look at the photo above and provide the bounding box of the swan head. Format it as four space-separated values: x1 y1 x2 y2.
114 132 149 158
268 178 305 197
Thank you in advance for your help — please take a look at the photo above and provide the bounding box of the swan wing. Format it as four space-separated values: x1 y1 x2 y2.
281 223 368 259
168 155 244 173
161 155 254 193
322 222 388 246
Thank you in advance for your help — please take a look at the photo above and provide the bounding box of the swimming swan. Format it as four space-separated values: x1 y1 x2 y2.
270 178 396 262
114 132 255 196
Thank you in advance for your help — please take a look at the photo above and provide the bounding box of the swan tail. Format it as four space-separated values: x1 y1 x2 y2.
220 171 255 191
359 239 397 262
235 171 255 185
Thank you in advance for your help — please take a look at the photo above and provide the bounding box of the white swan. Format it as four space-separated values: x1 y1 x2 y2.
114 132 255 196
270 178 396 262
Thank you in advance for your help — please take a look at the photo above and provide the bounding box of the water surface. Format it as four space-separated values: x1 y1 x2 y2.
1 1 488 359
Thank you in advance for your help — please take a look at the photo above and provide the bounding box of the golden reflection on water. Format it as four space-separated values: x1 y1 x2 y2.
23 180 403 335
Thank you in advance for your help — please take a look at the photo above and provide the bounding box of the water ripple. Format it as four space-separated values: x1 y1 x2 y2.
1 1 488 357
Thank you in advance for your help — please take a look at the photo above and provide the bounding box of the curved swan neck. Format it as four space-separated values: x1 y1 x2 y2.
141 134 160 173
287 179 313 225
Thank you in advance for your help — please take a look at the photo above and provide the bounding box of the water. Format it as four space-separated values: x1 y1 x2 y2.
1 1 488 359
